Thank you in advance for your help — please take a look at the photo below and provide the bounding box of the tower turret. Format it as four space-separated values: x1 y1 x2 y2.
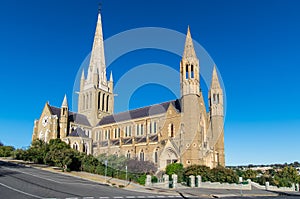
60 94 69 138
78 10 114 126
180 26 200 98
208 66 225 167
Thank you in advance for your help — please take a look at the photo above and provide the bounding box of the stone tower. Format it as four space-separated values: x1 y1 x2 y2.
78 11 114 126
59 94 69 138
208 66 225 167
180 27 207 165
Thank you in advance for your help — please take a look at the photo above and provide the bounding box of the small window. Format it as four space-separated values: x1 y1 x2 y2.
185 64 189 79
170 123 174 137
98 92 101 110
106 95 109 112
154 149 158 163
102 93 105 111
191 65 194 78
73 142 78 150
127 150 131 159
140 150 144 161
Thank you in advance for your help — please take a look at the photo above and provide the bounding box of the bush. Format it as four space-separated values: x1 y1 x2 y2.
184 164 211 182
166 163 184 182
0 146 15 157
137 174 147 185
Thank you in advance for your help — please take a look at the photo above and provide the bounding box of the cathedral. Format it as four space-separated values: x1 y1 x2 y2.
32 11 225 170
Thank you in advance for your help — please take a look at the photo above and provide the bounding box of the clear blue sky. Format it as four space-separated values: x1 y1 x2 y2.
0 0 299 166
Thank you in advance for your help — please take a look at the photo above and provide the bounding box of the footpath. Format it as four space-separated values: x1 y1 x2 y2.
1 158 300 198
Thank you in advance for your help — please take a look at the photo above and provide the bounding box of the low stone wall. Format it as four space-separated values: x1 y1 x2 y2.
199 181 251 190
252 181 299 192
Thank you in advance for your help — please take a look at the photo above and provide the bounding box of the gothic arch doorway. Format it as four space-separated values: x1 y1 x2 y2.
160 147 178 169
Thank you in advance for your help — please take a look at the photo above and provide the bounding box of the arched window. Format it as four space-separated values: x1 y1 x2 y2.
213 93 219 104
154 148 158 164
83 143 88 154
102 93 105 111
98 92 101 110
89 93 92 109
73 142 78 150
106 95 109 112
126 150 131 159
86 94 89 109
82 95 85 110
191 65 194 78
140 150 144 161
185 64 189 79
170 123 174 137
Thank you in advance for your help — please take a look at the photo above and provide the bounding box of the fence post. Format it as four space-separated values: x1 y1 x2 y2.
265 181 270 190
196 175 202 187
172 174 178 189
189 175 195 188
145 175 152 187
163 174 169 188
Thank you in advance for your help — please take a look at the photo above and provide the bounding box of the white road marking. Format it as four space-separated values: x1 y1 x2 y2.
0 182 44 199
126 196 136 198
113 197 123 199
3 167 101 186
156 196 165 198
66 198 78 199
137 196 146 198
99 197 109 199
83 197 94 199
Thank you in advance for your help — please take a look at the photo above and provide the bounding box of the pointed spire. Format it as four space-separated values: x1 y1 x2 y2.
81 69 85 80
211 65 221 89
182 26 197 60
61 94 68 108
87 11 107 84
109 71 113 82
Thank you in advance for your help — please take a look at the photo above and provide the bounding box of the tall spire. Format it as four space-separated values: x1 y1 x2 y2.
61 94 68 108
210 65 221 89
109 71 113 82
81 69 85 80
87 11 107 85
183 26 197 60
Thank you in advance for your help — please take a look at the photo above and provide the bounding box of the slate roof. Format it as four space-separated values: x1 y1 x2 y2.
69 128 88 137
49 106 91 127
98 99 181 126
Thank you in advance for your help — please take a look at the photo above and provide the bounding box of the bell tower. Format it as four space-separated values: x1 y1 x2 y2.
180 26 200 98
208 66 225 167
78 10 114 126
60 94 69 138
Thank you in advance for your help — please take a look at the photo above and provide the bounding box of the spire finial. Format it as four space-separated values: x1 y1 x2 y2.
62 94 68 108
182 25 197 59
98 3 102 14
211 65 221 89
109 71 113 82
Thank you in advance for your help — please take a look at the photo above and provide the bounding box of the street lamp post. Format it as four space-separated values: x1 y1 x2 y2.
104 160 108 182
125 165 128 186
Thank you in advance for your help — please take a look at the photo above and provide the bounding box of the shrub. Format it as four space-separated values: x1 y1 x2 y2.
166 163 184 182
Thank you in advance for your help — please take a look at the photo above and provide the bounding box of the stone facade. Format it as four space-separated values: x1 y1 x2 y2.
32 11 225 170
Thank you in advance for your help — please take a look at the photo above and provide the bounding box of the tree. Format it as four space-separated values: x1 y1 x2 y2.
274 166 300 187
126 158 157 174
0 145 15 157
26 139 48 163
241 169 258 180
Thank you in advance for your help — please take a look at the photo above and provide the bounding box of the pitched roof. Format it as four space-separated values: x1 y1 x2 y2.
98 99 181 126
48 106 91 127
69 128 88 137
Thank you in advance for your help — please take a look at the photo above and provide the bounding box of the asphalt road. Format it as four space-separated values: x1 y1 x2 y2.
1 160 300 199
0 161 180 199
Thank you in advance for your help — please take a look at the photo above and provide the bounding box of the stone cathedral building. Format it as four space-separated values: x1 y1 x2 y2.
32 11 225 169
